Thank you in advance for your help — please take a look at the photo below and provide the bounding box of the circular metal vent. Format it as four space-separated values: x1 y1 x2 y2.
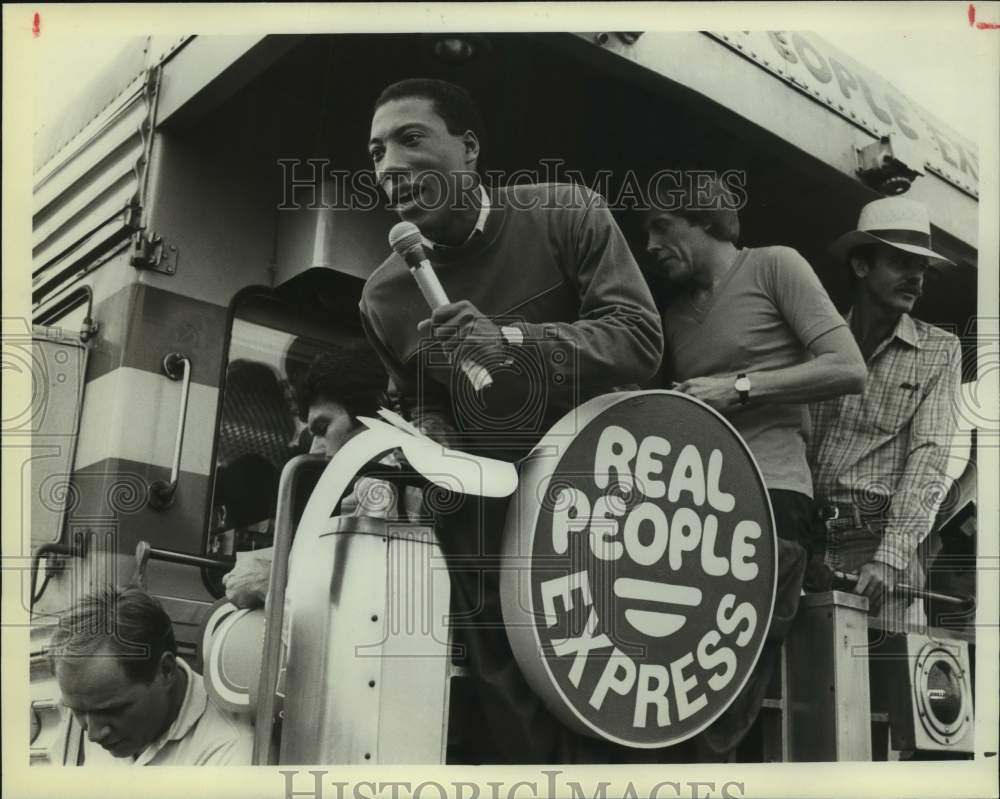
913 643 972 746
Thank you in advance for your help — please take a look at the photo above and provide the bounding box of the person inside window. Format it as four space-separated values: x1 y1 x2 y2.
222 341 420 609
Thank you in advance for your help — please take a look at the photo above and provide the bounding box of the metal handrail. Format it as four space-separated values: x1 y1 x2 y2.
832 570 972 607
131 540 234 589
148 352 191 510
252 454 327 765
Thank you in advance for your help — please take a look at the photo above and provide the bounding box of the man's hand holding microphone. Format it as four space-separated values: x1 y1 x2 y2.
416 300 508 378
389 221 501 393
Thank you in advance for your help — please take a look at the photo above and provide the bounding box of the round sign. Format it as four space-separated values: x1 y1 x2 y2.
501 391 777 748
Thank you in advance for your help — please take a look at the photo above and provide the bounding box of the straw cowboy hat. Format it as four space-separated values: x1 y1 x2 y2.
830 197 954 267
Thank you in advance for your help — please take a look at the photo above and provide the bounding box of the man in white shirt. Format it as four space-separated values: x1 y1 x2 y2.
51 586 253 765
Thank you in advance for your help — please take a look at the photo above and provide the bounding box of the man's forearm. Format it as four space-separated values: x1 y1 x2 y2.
874 440 956 571
874 340 961 571
514 312 664 398
747 353 866 405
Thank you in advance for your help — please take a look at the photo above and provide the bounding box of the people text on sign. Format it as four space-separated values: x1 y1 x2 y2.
552 426 760 583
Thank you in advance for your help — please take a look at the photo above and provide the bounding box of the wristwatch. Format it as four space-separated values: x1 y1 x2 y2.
734 373 751 405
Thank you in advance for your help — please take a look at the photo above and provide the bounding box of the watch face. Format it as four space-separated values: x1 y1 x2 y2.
735 377 751 392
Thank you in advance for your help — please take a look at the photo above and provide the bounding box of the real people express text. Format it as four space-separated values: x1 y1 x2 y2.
538 425 765 732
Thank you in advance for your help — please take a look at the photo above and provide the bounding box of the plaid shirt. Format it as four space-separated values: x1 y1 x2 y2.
808 311 962 571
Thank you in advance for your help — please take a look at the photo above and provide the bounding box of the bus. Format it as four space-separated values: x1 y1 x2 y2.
24 30 982 766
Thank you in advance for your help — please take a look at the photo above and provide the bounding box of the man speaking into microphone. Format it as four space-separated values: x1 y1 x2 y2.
359 78 662 763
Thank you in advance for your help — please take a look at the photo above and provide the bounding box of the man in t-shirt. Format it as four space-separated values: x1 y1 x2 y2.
643 181 867 753
646 182 866 551
51 586 253 766
361 78 663 763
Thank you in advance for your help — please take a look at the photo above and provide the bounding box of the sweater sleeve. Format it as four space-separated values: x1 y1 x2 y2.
511 189 663 398
359 301 457 446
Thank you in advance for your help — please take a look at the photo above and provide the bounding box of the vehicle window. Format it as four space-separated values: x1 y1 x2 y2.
206 294 367 565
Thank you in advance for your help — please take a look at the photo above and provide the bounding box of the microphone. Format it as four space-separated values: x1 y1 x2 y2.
388 222 493 392
388 221 450 308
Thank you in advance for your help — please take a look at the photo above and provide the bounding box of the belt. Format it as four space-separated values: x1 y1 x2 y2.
815 501 889 533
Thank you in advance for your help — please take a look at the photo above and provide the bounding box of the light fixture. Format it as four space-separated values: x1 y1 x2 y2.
430 34 490 64
856 134 924 195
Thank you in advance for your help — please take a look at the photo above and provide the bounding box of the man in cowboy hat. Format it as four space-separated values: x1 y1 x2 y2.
808 196 962 623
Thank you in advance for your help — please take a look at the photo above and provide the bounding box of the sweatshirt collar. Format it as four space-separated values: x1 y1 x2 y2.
421 184 490 251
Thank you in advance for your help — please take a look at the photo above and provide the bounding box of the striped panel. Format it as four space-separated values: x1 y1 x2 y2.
33 98 147 233
32 166 137 270
32 73 150 299
74 367 218 475
33 38 149 173
83 282 229 387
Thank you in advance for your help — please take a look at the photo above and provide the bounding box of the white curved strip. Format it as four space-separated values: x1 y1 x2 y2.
613 578 703 607
208 607 254 707
624 609 687 638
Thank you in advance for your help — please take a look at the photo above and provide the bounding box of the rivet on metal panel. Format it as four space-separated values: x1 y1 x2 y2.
364 753 371 760
368 680 375 688
371 614 378 622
